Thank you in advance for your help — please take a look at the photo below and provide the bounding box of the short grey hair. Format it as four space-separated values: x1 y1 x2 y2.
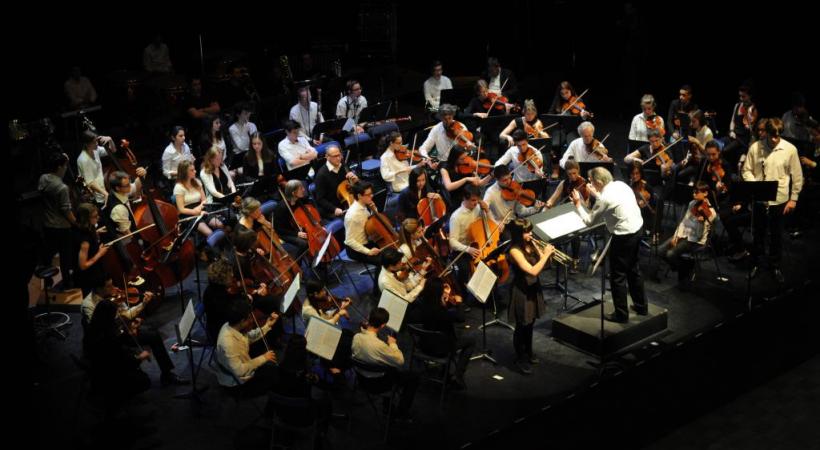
577 121 595 135
285 179 303 199
588 167 613 187
640 94 656 108
439 104 457 116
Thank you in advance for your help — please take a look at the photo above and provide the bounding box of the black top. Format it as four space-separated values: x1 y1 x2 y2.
73 227 105 293
666 99 699 135
480 67 519 102
243 153 279 180
397 184 432 220
465 96 507 117
313 164 349 219
203 283 241 342
273 198 314 239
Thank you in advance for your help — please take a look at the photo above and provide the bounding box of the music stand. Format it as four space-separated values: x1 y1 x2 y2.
731 181 777 309
439 88 472 110
282 273 302 334
173 299 209 401
358 101 391 124
467 261 500 364
312 117 347 142
478 241 514 331
540 114 583 149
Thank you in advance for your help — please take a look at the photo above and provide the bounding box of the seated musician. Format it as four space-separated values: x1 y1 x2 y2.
675 110 714 185
289 86 324 142
544 160 587 267
303 278 352 325
627 162 658 242
440 147 492 209
723 84 757 168
495 129 547 196
203 257 245 344
74 203 108 296
666 84 699 141
81 277 188 386
481 56 519 102
416 277 473 389
215 300 280 397
336 80 368 129
161 125 195 181
499 99 551 147
629 94 666 144
380 131 437 215
661 181 716 288
199 115 228 163
243 132 280 183
278 120 319 181
397 166 442 221
464 80 506 119
448 185 490 283
423 60 453 113
228 103 258 160
351 307 419 421
702 141 748 261
484 165 544 234
314 143 359 220
419 103 473 163
397 218 437 268
549 81 592 120
343 181 383 280
273 179 311 260
506 219 554 375
77 130 146 206
624 128 674 230
174 160 223 239
200 146 237 204
229 226 283 319
559 121 613 168
378 247 426 303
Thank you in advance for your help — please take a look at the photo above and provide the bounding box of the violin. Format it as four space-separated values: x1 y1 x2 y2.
483 92 521 114
708 160 728 193
567 175 590 202
394 145 425 164
517 145 544 174
445 121 475 150
442 283 462 306
500 180 538 207
394 258 425 282
632 179 653 212
456 155 493 176
691 199 713 221
644 114 666 136
561 96 593 118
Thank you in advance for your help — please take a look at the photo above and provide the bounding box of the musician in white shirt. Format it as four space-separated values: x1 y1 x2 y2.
377 247 425 303
343 181 383 287
289 86 324 140
336 80 368 132
423 60 453 112
559 121 613 168
228 103 258 156
628 94 666 143
278 120 319 180
419 104 474 163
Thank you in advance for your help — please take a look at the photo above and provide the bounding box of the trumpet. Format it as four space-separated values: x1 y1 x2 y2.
531 237 576 267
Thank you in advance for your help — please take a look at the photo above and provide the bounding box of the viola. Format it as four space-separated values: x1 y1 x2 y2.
394 145 424 164
445 121 475 150
567 175 590 202
691 199 712 221
632 179 653 212
500 180 538 207
561 96 593 117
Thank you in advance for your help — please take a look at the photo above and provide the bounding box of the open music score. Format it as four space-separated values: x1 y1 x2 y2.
467 261 497 304
378 289 410 332
305 316 342 361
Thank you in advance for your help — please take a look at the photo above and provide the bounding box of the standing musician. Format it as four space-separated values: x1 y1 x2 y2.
661 182 716 288
397 166 442 221
102 170 151 280
723 84 758 167
243 132 281 184
77 131 147 205
506 218 554 375
495 129 547 197
161 125 195 181
667 84 698 141
273 179 313 260
481 56 519 102
628 94 666 143
278 120 319 181
559 121 613 168
423 60 453 113
439 147 492 209
39 152 77 288
314 144 359 220
419 104 475 163
343 181 384 284
289 86 324 141
741 118 803 284
174 160 223 239
378 247 427 303
570 167 647 323
200 146 237 204
484 165 544 232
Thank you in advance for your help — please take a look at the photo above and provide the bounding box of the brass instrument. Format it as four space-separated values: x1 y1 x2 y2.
279 55 293 95
531 237 576 267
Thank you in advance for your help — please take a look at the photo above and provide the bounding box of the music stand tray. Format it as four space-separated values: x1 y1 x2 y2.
439 88 472 109
540 114 583 132
312 118 347 141
729 181 777 309
358 102 391 124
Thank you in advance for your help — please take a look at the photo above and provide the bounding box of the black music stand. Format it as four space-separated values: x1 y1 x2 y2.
540 114 583 149
731 181 777 309
439 88 472 111
312 117 347 142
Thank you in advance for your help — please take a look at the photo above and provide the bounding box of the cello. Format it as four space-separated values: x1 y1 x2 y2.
278 187 342 264
253 219 301 297
466 208 510 283
102 138 141 190
365 203 400 251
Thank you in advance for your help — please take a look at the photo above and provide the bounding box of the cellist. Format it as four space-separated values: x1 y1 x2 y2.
343 181 384 286
397 166 442 221
447 185 490 285
273 180 312 260
313 144 359 220
77 130 146 206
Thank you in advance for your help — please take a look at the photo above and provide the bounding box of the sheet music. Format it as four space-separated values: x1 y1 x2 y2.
537 211 587 240
176 299 196 343
342 118 355 132
314 232 334 268
305 317 342 360
467 261 497 304
377 289 410 332
282 273 301 314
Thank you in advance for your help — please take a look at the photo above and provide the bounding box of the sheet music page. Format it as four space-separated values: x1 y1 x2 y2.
314 233 334 268
282 273 301 313
305 317 342 360
467 261 498 304
537 211 587 240
377 289 409 332
177 299 196 343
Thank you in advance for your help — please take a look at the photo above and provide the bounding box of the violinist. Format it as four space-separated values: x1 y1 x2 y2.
161 125 195 181
549 81 592 119
660 182 715 289
666 85 698 141
544 160 587 266
741 118 803 284
278 120 319 181
302 279 352 325
74 203 108 296
378 247 426 303
702 141 747 261
343 181 384 284
397 166 442 221
314 144 358 220
628 94 666 143
243 132 280 185
419 104 473 162
559 121 613 168
397 218 437 267
77 130 146 205
81 278 189 386
203 257 246 344
625 129 674 231
495 129 546 196
174 160 223 239
379 131 436 211
481 56 518 102
437 147 491 209
200 146 237 204
723 84 757 166
506 218 553 375
416 277 473 390
465 79 507 118
627 163 657 242
230 225 284 317
499 99 551 147
675 110 714 185
273 179 311 260
484 165 544 232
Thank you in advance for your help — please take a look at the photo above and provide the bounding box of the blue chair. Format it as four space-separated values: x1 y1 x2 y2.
206 229 226 248
260 200 277 216
315 140 341 158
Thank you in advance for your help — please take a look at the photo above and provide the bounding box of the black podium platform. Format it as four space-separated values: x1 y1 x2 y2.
552 301 668 356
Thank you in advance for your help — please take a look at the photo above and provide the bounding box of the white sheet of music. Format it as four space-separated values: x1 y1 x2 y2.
467 261 497 304
305 317 342 360
377 289 410 332
282 273 301 314
314 232 334 268
176 299 196 344
537 210 587 240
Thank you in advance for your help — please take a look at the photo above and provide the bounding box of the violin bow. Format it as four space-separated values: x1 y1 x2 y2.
231 248 273 353
560 88 589 115
641 136 683 166
483 77 510 116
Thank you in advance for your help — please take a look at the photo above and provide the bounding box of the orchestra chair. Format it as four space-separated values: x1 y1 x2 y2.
406 324 455 407
33 265 71 340
351 358 399 443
